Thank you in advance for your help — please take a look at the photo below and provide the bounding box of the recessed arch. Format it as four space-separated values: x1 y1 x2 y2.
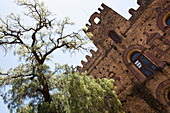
123 44 146 66
156 79 170 106
157 5 170 33
123 44 163 82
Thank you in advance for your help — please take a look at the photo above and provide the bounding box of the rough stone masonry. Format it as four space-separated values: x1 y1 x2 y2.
78 0 170 112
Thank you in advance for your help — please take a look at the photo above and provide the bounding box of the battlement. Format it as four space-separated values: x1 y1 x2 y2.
77 49 101 73
129 0 153 24
84 3 128 55
86 0 154 37
85 3 110 33
80 0 156 74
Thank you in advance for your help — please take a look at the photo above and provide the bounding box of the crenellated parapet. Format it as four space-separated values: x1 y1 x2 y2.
79 0 159 75
85 3 127 50
85 3 110 33
129 0 153 24
77 49 102 73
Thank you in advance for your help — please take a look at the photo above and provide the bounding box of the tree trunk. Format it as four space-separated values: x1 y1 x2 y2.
43 83 51 102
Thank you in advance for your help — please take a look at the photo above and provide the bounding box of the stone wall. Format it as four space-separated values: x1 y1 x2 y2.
78 0 170 112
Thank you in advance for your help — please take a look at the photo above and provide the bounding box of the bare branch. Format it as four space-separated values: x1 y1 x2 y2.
0 73 37 81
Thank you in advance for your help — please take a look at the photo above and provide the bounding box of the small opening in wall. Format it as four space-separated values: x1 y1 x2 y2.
163 33 166 36
121 100 127 104
140 39 143 41
126 70 129 73
94 17 100 24
148 24 151 26
114 46 117 50
150 29 153 31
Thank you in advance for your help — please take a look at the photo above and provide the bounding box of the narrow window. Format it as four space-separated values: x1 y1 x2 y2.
131 52 157 77
108 30 122 43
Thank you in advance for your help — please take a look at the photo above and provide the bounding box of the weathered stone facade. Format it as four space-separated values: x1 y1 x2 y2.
78 0 170 112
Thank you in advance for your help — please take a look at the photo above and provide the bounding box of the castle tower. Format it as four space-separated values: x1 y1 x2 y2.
78 0 170 112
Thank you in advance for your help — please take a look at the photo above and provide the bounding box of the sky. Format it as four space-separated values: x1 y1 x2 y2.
0 0 139 112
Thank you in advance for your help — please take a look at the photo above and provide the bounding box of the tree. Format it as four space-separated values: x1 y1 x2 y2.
37 66 123 113
0 0 123 112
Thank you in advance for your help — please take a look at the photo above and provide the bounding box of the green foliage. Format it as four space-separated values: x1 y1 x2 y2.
0 64 123 113
56 72 123 113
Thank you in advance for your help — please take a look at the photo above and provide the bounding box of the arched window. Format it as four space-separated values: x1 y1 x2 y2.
131 52 157 77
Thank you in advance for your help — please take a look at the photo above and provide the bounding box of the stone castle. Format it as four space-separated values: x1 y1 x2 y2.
77 0 170 112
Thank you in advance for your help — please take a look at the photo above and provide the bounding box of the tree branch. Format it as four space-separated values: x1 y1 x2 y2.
0 73 37 81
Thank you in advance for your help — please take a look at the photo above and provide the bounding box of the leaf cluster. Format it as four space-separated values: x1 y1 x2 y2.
56 72 123 113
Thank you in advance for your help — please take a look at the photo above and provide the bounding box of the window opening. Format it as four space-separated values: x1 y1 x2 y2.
131 52 157 77
94 17 100 24
108 30 122 43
